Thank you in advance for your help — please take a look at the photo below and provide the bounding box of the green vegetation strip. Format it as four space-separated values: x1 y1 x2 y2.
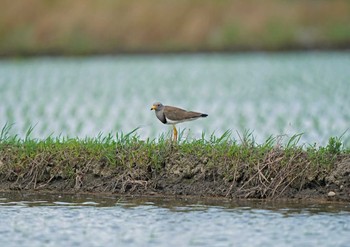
0 124 349 200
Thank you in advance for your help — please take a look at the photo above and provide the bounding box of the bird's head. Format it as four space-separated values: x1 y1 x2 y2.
151 102 164 111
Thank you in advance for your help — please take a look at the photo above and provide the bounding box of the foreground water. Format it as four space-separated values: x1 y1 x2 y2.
0 52 349 146
0 193 349 247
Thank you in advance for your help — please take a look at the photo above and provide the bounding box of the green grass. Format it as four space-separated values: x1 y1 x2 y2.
1 123 349 198
1 123 348 174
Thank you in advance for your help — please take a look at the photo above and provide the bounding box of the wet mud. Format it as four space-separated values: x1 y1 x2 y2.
1 148 349 201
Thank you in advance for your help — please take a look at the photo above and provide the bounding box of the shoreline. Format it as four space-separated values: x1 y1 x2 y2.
1 46 350 58
1 190 349 206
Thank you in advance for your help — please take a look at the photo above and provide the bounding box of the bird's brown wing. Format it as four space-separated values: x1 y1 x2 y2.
164 106 204 121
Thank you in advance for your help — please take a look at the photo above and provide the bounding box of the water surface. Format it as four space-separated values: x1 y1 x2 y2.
1 193 349 247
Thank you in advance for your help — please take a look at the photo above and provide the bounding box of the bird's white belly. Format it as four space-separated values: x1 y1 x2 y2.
165 117 196 125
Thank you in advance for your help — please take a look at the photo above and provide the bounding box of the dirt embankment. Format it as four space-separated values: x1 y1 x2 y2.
0 145 349 201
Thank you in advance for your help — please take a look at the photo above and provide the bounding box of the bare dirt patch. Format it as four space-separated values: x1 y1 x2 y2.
1 147 349 201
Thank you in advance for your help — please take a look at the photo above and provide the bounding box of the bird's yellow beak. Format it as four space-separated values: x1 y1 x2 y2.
150 105 156 111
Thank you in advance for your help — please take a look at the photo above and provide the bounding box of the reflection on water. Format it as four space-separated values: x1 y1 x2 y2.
0 192 349 247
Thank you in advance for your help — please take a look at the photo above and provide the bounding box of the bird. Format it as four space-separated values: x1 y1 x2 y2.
150 102 208 142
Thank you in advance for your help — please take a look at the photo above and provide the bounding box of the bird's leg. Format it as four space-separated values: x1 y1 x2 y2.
173 125 178 142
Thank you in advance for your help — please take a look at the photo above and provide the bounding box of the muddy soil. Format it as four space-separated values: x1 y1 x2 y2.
0 152 349 201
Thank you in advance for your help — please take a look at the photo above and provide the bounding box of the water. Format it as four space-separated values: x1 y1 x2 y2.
0 193 350 247
0 52 349 146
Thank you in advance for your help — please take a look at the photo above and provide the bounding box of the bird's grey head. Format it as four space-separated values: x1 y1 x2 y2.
151 102 164 111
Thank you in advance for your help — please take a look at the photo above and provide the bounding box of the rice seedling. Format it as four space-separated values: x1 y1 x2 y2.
0 53 349 147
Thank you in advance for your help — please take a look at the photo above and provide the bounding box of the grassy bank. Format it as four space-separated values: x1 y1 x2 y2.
1 0 350 56
1 125 349 200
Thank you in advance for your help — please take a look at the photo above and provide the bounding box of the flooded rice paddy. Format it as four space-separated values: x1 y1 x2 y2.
0 52 349 146
0 193 350 247
1 52 349 247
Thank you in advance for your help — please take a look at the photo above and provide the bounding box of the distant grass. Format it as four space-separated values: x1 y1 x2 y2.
1 0 350 55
